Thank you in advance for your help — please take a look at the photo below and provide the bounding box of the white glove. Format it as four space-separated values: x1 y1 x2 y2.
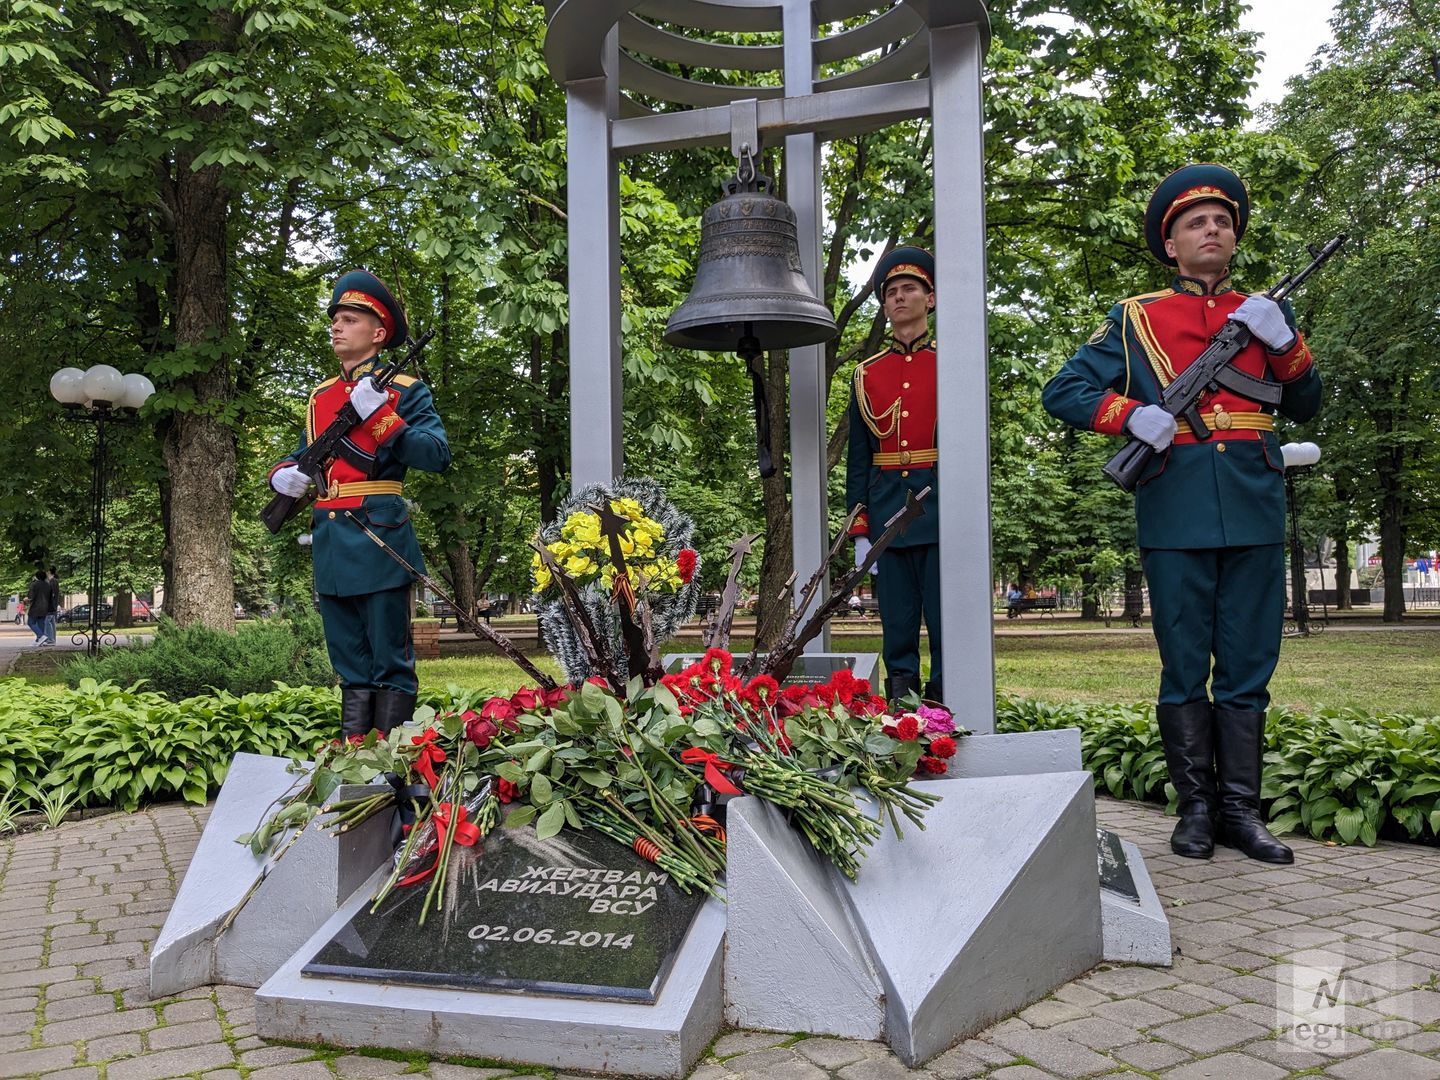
1230 294 1296 352
350 377 389 420
1125 404 1178 451
270 464 312 498
854 537 875 574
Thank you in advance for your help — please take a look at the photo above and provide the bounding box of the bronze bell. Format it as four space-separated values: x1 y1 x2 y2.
665 152 837 476
665 153 837 352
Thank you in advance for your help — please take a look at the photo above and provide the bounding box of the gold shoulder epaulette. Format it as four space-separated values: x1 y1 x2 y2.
390 373 418 388
1120 288 1175 305
858 346 890 368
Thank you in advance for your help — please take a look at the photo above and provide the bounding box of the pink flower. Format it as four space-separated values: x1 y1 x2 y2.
918 703 955 734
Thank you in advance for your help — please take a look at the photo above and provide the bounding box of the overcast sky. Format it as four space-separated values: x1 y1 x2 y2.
1241 0 1337 108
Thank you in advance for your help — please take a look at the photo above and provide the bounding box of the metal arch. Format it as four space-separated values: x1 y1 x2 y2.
550 0 981 95
633 0 781 32
620 53 784 107
620 13 780 71
814 5 923 63
814 27 929 90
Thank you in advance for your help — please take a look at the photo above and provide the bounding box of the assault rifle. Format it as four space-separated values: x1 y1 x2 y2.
260 329 434 534
1102 236 1345 493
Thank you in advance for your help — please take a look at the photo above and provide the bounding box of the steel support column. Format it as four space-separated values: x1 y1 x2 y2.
783 0 830 651
929 21 995 731
565 28 624 489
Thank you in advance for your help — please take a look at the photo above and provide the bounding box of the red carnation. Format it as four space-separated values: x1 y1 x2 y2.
510 687 541 712
677 548 698 584
929 735 957 759
747 675 780 702
896 715 921 741
919 755 947 775
702 647 733 676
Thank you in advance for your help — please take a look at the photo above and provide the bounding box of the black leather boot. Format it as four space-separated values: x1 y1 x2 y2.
340 688 375 740
923 680 944 707
1215 707 1293 864
1156 700 1218 859
373 689 418 737
887 674 921 707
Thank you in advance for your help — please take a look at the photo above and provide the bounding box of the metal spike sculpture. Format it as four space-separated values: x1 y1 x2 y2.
593 500 665 683
704 532 759 651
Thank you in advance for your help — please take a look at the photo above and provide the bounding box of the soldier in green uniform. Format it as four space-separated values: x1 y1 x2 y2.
1044 165 1320 864
269 271 451 738
846 246 942 705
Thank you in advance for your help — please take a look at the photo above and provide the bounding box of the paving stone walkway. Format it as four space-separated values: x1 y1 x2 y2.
3 796 1439 1080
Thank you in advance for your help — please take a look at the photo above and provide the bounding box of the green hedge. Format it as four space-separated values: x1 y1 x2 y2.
0 679 340 812
5 679 1439 849
996 695 1440 846
63 610 334 700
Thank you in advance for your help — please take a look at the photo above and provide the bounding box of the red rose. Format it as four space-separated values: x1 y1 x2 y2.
586 676 609 687
882 724 899 738
929 735 957 759
465 716 499 749
896 716 921 741
677 548 698 584
541 686 571 709
496 777 519 803
510 687 541 712
480 697 517 723
919 755 947 775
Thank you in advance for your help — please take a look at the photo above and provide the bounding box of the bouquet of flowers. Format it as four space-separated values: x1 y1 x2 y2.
532 478 700 685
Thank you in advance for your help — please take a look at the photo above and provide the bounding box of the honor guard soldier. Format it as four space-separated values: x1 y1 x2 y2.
846 246 942 705
269 270 451 738
1043 165 1321 864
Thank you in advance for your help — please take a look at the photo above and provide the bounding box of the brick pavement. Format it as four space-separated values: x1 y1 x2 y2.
2 797 1438 1079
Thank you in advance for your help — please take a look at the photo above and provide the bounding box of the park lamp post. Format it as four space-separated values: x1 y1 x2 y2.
48 364 156 655
1281 441 1322 636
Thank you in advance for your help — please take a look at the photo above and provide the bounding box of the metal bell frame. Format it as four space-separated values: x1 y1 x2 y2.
544 1 998 732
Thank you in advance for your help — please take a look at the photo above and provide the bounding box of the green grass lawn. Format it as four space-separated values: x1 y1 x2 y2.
415 628 1440 718
10 625 1437 718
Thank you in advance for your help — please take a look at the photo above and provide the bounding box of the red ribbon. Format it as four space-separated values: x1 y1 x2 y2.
395 802 481 887
679 747 743 796
410 729 448 789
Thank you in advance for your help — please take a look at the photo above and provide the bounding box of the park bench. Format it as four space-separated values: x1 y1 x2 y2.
1015 595 1058 617
432 600 496 628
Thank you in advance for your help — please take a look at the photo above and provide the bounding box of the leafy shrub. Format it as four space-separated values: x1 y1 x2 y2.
63 610 334 700
996 695 1440 847
0 679 343 812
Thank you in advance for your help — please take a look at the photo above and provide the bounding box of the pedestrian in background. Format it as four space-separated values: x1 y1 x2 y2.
45 567 59 645
26 570 51 646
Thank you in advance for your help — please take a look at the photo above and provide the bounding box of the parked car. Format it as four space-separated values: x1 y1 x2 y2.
132 599 154 622
58 602 114 625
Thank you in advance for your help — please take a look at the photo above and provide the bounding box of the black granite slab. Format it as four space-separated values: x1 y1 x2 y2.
1097 829 1140 904
302 823 705 1003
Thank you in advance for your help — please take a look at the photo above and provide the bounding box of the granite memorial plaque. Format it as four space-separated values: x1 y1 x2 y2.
663 652 879 689
302 823 705 1003
1096 829 1140 904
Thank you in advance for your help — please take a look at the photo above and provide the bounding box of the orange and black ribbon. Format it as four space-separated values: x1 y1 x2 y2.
679 747 744 796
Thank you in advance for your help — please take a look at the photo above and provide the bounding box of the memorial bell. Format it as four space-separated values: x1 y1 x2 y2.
665 149 837 477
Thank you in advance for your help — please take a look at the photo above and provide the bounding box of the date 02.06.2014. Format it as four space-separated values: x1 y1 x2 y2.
467 925 634 949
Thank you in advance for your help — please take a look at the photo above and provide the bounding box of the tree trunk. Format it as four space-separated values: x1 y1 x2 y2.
114 586 134 630
445 532 478 632
1334 530 1352 611
161 157 236 631
753 349 793 651
1380 485 1406 622
1123 566 1146 620
1080 568 1099 620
